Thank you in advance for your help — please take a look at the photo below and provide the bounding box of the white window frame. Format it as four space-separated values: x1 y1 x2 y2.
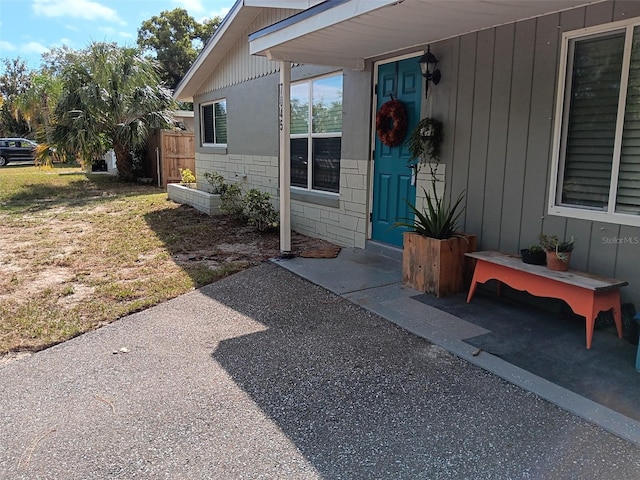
290 72 342 195
549 18 640 227
200 99 227 147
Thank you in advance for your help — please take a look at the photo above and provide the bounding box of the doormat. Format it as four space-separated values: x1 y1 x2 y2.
299 247 341 258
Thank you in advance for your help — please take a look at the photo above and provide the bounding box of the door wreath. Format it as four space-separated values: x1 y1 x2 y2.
376 99 408 147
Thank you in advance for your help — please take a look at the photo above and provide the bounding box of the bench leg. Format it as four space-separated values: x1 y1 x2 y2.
592 290 623 340
466 261 494 303
576 290 622 349
466 279 478 303
585 314 596 350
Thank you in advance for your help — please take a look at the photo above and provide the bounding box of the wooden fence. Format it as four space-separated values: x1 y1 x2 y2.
145 130 195 188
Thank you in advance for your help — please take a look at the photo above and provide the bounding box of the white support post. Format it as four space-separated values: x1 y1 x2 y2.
279 61 292 254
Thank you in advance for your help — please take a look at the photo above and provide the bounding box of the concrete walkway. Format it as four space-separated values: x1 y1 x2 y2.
277 247 640 446
1 261 640 479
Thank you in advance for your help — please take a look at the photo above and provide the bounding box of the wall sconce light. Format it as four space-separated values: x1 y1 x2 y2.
418 46 441 98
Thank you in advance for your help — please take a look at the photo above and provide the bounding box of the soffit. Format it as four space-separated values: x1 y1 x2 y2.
249 0 602 70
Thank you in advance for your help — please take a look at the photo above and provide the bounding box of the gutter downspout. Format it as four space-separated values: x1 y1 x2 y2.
279 60 292 254
156 147 161 188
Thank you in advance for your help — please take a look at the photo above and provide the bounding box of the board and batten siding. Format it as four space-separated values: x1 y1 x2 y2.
430 0 640 304
195 8 300 95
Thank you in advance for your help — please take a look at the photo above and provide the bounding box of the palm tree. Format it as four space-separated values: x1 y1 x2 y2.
17 71 62 142
53 42 175 180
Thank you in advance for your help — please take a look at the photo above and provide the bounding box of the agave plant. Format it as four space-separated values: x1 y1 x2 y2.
394 179 465 239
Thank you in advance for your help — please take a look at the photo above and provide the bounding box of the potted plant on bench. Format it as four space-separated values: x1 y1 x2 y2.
520 244 546 265
539 234 575 272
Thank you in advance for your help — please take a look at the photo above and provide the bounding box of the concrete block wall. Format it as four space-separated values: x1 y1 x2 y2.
195 152 279 197
291 156 369 248
195 152 371 248
167 183 222 216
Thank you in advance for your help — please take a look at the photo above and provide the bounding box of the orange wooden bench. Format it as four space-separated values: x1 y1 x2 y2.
465 251 628 349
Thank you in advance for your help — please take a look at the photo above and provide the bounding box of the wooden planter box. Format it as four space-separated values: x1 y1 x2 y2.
402 232 477 297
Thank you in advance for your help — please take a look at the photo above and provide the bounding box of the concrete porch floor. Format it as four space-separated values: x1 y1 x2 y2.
273 244 640 447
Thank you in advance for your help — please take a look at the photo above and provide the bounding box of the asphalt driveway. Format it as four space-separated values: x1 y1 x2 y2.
1 263 640 479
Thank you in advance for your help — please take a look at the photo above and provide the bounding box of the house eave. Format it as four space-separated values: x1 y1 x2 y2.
249 0 605 69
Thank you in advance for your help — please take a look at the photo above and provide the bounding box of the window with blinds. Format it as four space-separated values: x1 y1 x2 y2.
201 99 227 146
553 23 640 225
619 30 640 214
560 33 623 209
290 73 342 194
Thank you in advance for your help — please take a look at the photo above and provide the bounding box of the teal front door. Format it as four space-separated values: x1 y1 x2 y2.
371 57 422 247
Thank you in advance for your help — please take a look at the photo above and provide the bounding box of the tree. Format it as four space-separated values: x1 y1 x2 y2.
16 71 62 142
52 42 175 180
41 45 87 76
137 8 221 90
0 58 33 137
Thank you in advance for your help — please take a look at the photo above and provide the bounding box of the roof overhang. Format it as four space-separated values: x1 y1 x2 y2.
249 0 603 70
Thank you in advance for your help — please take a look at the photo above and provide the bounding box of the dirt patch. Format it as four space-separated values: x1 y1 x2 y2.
0 210 333 303
0 171 340 356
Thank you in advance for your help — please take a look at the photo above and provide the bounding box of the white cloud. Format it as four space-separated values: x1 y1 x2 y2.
0 40 48 56
32 0 125 24
84 26 133 43
0 41 17 52
175 0 230 18
207 7 230 20
176 0 205 14
97 26 116 35
197 7 230 25
22 41 50 54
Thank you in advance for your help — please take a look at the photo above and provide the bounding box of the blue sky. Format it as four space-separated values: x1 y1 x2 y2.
0 0 234 71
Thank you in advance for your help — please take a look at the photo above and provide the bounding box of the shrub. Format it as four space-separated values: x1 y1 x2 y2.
211 179 279 232
202 170 226 194
179 168 195 185
243 188 279 232
220 183 244 217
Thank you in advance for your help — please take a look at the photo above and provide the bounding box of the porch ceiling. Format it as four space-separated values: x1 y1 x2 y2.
249 0 601 70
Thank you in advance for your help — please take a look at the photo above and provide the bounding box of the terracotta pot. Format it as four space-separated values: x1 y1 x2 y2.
546 251 572 272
